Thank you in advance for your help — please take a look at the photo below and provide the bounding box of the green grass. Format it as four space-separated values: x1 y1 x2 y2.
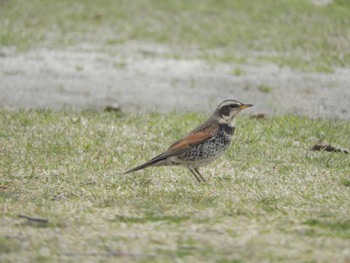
258 84 273 93
1 0 350 71
1 110 350 262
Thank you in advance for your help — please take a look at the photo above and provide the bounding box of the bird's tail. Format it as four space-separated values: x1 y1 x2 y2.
123 154 167 174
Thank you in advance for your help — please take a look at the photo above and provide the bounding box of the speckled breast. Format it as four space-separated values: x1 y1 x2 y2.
175 126 234 166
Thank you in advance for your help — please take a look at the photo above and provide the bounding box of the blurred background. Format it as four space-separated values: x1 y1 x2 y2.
1 0 349 119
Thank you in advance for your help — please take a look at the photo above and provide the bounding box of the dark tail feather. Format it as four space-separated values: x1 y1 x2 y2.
123 154 167 174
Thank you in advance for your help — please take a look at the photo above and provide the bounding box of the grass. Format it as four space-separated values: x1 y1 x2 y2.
1 110 350 262
258 84 273 93
1 0 350 71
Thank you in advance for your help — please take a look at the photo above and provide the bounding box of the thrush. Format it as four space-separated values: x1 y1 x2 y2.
124 100 253 182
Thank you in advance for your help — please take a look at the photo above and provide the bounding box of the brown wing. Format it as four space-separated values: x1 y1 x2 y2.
165 122 218 156
123 120 218 174
123 126 218 174
168 131 212 151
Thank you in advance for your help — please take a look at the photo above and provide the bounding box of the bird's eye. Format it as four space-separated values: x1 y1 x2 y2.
229 104 239 109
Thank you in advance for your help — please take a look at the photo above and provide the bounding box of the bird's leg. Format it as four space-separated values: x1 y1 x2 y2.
188 168 202 183
194 168 207 183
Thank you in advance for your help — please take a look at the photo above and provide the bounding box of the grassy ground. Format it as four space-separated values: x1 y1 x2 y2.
1 110 350 262
1 0 350 71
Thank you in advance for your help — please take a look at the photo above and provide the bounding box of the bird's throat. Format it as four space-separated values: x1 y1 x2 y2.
219 123 235 136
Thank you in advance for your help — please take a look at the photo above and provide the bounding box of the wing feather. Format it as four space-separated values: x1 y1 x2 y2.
123 120 218 174
164 123 218 156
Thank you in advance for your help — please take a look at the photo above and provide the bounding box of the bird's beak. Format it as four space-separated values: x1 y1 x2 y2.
239 104 253 109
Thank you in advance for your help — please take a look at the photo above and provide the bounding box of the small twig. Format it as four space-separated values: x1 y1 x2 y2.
17 214 49 223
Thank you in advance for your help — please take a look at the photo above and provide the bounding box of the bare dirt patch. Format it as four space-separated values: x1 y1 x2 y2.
1 43 349 120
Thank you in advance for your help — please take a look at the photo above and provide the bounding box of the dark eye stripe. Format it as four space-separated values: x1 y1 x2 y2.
230 104 239 108
219 103 240 116
220 105 232 116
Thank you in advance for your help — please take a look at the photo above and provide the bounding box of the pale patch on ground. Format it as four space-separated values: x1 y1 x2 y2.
1 42 349 119
311 0 333 6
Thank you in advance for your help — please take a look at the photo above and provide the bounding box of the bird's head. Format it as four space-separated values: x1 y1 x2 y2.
214 100 253 126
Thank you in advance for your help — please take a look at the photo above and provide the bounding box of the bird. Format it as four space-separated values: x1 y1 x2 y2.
123 99 253 183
